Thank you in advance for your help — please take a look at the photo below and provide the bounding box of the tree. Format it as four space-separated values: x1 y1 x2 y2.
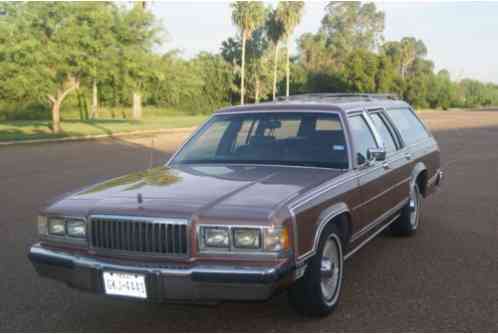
275 1 305 97
221 28 273 103
82 4 116 119
191 52 234 111
267 7 285 100
384 38 427 80
123 3 162 119
321 2 385 54
399 37 427 80
343 50 378 93
375 54 398 94
230 1 266 105
0 3 107 132
297 32 340 73
246 28 273 103
147 51 203 112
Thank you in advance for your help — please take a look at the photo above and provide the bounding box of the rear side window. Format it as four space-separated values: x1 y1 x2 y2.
386 108 429 145
370 113 397 152
349 115 377 163
316 118 342 131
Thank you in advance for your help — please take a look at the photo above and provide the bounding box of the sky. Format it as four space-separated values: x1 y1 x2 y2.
151 1 498 84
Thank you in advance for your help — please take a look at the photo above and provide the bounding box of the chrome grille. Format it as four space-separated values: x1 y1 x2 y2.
90 216 188 255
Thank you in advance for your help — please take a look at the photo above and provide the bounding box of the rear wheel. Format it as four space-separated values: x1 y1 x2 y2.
391 183 421 236
288 224 344 317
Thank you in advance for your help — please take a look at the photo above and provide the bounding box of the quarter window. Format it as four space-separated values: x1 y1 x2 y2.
370 113 397 152
349 115 378 164
386 108 429 145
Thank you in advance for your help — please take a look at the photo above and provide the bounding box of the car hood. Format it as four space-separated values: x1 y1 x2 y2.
46 164 345 221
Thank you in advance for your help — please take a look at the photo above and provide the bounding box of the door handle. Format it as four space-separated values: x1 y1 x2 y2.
405 153 412 160
383 162 390 170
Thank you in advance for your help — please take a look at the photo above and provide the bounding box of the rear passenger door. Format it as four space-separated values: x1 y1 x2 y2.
384 107 437 196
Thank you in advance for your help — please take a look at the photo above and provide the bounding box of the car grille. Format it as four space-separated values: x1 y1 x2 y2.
89 216 188 256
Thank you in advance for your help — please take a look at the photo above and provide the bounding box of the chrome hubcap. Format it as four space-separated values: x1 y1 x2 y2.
409 186 419 229
320 236 341 302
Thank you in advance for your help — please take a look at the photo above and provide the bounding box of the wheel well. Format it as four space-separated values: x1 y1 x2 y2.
416 170 428 197
327 212 352 246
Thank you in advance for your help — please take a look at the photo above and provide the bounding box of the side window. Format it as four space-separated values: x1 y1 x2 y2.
386 108 429 145
370 113 397 152
315 118 342 131
349 115 378 164
270 119 300 139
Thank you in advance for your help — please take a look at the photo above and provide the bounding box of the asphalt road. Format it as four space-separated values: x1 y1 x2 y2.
1 111 497 332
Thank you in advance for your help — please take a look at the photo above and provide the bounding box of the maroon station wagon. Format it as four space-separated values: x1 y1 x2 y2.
29 93 443 316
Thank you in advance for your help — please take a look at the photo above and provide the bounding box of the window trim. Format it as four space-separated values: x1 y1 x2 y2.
367 109 401 152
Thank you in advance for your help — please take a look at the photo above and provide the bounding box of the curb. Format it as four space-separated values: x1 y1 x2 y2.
0 127 197 147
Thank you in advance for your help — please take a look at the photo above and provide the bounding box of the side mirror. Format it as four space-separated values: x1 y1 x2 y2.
367 147 386 162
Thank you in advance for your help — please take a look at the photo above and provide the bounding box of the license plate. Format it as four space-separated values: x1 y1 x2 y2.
103 271 147 299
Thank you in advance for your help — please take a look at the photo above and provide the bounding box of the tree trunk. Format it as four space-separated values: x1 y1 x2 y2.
48 78 79 134
255 78 260 104
132 92 142 120
240 32 246 105
286 36 291 97
52 101 62 134
272 42 279 101
91 79 98 119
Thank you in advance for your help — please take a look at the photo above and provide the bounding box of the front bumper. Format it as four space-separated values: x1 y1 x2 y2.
28 244 294 302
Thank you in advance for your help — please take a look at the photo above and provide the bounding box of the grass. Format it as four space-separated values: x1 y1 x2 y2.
0 115 207 142
1 106 482 143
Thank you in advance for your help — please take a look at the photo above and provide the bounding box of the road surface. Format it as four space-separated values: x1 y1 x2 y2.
1 111 497 331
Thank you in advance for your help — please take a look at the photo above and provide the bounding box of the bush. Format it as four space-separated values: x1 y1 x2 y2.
0 103 50 121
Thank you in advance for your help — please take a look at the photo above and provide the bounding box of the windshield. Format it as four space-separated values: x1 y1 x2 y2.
171 112 349 169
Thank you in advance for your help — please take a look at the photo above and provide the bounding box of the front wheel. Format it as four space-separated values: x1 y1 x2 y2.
391 183 421 236
288 224 344 317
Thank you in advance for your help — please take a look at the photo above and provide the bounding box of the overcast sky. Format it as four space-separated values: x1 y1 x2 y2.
151 1 498 84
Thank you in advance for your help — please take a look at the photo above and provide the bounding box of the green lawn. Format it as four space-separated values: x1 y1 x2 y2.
0 116 207 142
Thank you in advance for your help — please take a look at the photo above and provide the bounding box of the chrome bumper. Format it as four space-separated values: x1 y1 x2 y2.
28 244 293 302
427 169 443 195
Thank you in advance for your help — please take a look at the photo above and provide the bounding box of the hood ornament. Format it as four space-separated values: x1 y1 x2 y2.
137 193 143 204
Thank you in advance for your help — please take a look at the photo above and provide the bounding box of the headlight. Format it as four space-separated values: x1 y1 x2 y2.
233 228 261 249
38 216 87 241
198 225 290 254
263 226 289 252
48 218 65 236
202 226 229 248
37 216 48 235
66 219 86 238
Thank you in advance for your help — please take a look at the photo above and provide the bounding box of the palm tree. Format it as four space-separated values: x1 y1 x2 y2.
267 9 285 101
230 1 266 105
276 1 304 97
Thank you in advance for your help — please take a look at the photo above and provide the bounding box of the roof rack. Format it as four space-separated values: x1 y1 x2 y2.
276 93 399 103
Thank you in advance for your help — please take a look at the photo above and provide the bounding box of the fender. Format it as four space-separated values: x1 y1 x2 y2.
296 202 350 265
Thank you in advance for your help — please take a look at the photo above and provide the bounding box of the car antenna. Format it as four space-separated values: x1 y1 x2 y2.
149 137 155 169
